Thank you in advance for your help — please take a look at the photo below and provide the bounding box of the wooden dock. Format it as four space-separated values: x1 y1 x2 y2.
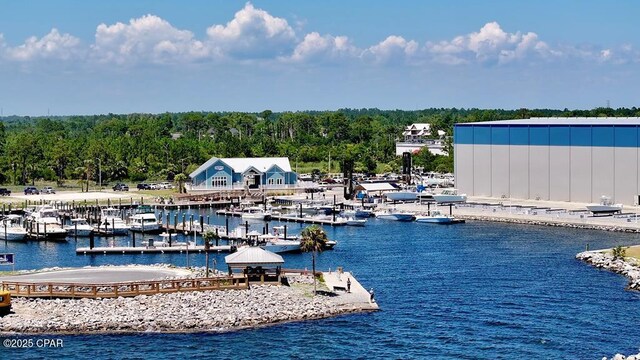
76 245 233 255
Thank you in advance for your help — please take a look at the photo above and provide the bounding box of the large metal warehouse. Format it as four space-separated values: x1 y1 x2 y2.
454 117 640 206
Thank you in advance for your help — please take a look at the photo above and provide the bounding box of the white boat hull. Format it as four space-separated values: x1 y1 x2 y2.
260 243 301 253
415 216 453 224
0 229 27 241
65 227 93 237
586 204 622 214
242 213 270 221
347 219 367 226
432 194 467 203
385 191 418 201
376 213 415 222
130 224 161 232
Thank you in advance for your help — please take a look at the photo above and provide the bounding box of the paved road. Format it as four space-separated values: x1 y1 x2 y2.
0 266 192 284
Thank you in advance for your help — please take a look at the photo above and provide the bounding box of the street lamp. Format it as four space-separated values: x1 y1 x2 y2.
96 158 102 190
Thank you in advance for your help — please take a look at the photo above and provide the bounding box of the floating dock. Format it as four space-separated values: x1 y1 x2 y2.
76 245 233 255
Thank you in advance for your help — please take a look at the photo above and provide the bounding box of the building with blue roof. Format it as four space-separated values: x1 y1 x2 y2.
188 157 297 191
454 117 640 205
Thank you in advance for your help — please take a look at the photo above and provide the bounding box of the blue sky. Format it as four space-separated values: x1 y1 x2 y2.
0 1 638 116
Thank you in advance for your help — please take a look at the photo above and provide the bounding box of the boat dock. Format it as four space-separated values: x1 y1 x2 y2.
76 244 233 255
269 214 347 226
215 209 348 226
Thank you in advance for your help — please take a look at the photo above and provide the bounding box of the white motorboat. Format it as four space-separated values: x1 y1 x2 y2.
0 215 27 241
64 218 93 237
415 210 455 224
241 207 272 221
432 189 467 203
343 207 374 218
374 209 415 222
586 196 623 215
129 212 161 232
98 207 130 235
384 190 418 202
346 217 367 226
256 234 301 253
25 205 68 239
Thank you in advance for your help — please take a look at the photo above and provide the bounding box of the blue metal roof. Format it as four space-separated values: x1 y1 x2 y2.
457 117 640 126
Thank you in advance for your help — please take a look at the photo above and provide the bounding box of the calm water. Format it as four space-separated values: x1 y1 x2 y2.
3 210 640 359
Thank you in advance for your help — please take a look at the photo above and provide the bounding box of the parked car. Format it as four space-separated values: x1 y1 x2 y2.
159 182 174 189
137 183 151 190
112 183 129 191
40 186 56 194
24 186 39 195
0 188 11 196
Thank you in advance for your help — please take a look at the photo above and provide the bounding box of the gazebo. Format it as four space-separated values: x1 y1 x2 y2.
224 246 285 283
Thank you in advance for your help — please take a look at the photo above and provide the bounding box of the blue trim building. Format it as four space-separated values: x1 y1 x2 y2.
188 157 297 191
454 117 640 205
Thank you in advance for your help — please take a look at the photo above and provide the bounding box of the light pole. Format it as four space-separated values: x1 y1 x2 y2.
96 158 102 190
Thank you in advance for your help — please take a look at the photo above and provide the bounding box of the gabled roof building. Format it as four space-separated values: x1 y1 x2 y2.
188 157 297 191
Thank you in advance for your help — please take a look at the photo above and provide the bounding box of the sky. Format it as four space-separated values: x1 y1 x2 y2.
0 0 639 116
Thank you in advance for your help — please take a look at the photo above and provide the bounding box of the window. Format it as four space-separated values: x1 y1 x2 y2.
268 177 283 185
211 176 228 187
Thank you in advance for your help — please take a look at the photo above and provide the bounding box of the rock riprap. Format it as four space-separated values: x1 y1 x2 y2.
0 278 367 334
576 250 640 290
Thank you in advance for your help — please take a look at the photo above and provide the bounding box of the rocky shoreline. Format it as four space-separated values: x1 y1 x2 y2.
457 214 640 233
604 354 640 360
576 250 640 290
0 275 375 335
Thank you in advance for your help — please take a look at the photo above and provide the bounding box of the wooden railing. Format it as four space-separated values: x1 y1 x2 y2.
0 276 248 299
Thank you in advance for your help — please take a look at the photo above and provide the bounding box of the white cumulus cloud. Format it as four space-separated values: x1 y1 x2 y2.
206 2 296 59
426 22 557 65
5 29 82 61
287 32 358 63
362 35 419 64
91 14 210 64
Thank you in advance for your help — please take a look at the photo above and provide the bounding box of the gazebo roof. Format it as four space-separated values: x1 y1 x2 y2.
225 246 284 267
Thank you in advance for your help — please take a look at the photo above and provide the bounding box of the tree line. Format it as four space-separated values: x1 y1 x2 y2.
0 107 637 186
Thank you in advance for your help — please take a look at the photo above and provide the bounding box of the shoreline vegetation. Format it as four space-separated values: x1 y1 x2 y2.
576 247 640 291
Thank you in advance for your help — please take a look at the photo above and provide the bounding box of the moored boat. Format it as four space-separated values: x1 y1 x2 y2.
346 217 367 226
374 209 415 221
64 218 94 237
130 213 161 232
0 215 27 241
415 210 455 224
241 207 272 221
97 207 130 235
25 205 68 240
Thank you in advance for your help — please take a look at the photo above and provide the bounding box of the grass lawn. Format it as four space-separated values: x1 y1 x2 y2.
622 245 640 260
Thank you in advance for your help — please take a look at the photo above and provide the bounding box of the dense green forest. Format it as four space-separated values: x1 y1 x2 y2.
0 107 637 186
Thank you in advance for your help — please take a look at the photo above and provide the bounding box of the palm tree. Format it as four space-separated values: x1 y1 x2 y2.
203 230 221 277
300 225 328 295
174 173 188 193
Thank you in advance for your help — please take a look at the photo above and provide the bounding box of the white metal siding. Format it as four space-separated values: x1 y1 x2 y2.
570 146 592 203
473 145 492 196
591 147 615 203
549 146 570 202
509 145 529 199
491 145 509 198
